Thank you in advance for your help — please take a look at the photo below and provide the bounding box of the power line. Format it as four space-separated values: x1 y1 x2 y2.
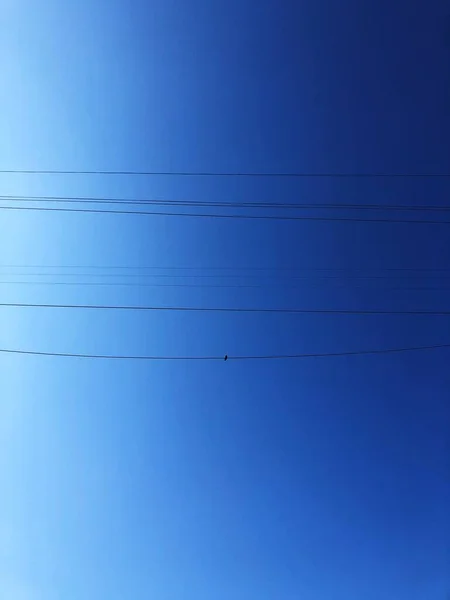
1 342 449 361
1 281 449 291
2 302 450 315
1 169 450 178
0 280 293 289
3 264 450 272
2 271 449 280
3 195 450 212
1 205 449 224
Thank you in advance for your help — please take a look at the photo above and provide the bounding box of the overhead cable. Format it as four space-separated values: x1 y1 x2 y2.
1 342 449 361
2 302 450 315
1 205 450 224
2 195 450 213
2 169 450 178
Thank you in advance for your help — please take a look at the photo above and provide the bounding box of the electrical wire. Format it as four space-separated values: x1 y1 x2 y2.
1 204 450 224
3 264 450 272
1 169 450 178
0 280 293 289
3 195 450 212
2 302 450 315
2 271 449 280
1 342 449 361
1 281 449 291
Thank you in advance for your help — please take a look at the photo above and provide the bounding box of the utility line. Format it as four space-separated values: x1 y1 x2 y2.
1 342 449 361
3 264 450 272
3 195 450 212
1 205 449 224
1 169 450 178
2 302 450 315
2 271 449 280
1 281 449 291
0 280 295 289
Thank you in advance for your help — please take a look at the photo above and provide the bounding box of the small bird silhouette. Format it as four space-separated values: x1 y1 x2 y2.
224 355 228 361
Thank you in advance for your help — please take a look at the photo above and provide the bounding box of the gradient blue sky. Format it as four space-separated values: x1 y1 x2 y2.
1 1 450 599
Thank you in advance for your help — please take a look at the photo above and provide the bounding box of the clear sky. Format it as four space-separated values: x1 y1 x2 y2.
1 1 449 599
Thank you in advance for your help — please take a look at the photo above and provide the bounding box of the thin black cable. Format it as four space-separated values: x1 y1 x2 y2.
3 264 450 272
1 342 449 361
1 280 449 291
3 194 450 212
0 266 450 285
2 302 450 315
1 204 450 224
1 272 449 280
2 169 450 178
0 280 288 289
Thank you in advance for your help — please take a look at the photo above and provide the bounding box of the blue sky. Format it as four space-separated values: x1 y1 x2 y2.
1 1 450 599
